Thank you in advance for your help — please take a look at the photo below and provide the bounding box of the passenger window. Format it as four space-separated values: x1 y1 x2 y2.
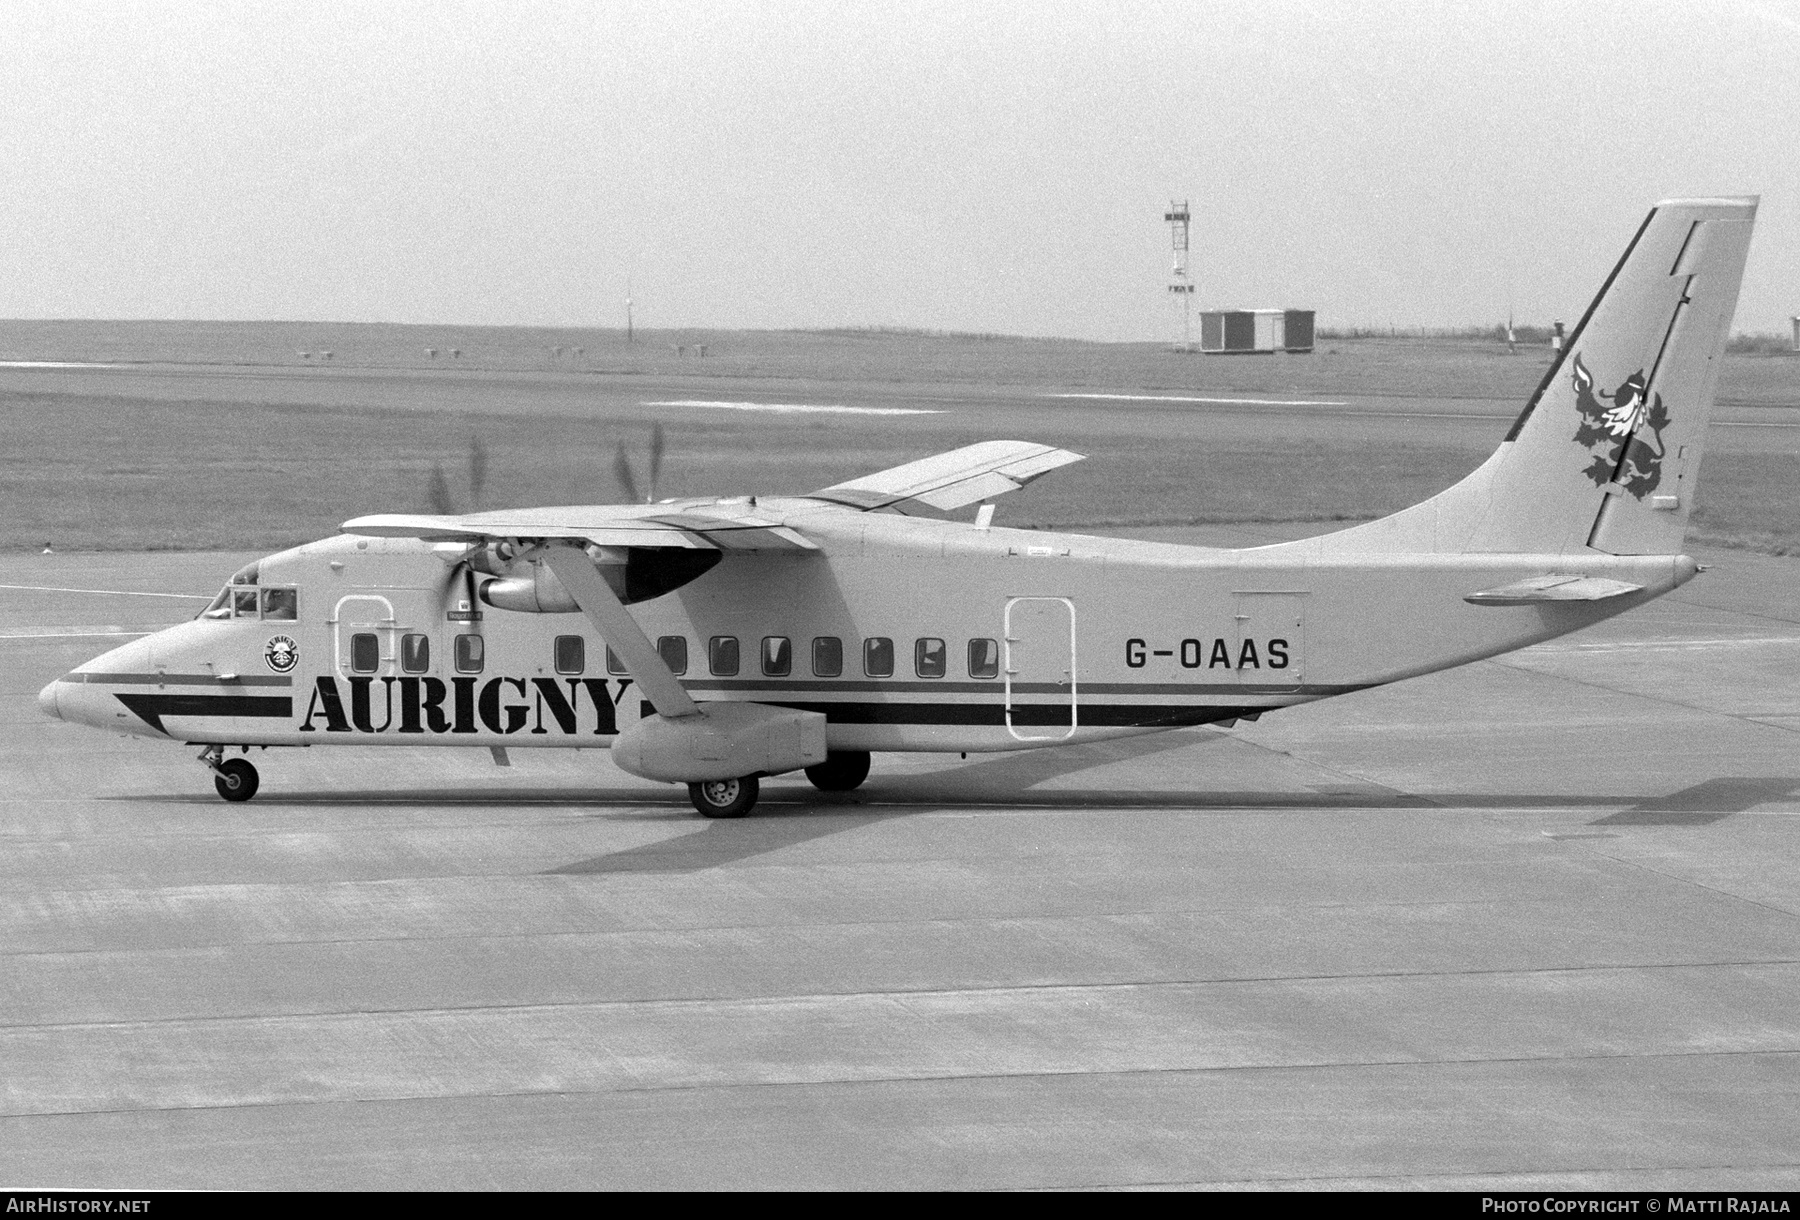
968 638 1000 679
606 646 627 675
658 636 688 675
555 635 585 675
454 633 484 674
710 635 740 676
813 636 843 678
864 637 894 678
233 589 259 618
261 587 297 621
915 637 946 678
762 636 792 677
401 633 430 674
350 632 380 674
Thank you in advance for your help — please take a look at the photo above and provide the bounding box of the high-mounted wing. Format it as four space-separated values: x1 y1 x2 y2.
808 440 1084 514
341 502 815 551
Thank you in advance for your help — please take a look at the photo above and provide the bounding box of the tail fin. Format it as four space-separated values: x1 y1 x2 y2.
1312 198 1756 556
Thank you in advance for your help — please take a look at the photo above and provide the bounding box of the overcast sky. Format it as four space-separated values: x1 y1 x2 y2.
2 0 1795 340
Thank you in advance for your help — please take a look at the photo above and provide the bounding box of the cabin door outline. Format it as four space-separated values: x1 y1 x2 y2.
331 594 398 676
1003 596 1078 741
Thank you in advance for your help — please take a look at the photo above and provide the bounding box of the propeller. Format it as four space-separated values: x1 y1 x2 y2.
421 437 496 619
613 423 666 504
424 437 490 517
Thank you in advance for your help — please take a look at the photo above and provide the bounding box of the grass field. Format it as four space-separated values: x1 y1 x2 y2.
1 320 1796 554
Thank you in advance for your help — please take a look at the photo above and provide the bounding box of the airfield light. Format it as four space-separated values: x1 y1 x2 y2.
1165 200 1195 352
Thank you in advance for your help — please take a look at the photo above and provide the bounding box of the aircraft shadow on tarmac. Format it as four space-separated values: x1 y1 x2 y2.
543 770 1800 876
105 738 1800 873
1587 776 1800 826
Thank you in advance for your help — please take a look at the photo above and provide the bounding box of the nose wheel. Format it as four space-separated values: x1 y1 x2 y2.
214 759 260 802
199 746 260 803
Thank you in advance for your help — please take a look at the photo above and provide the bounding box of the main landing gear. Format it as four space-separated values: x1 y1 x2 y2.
199 745 260 803
686 752 873 818
804 750 871 792
688 775 758 818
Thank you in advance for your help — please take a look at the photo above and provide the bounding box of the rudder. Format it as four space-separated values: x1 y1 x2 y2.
1308 198 1756 557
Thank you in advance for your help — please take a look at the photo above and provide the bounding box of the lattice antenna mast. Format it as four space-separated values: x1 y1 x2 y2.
1165 200 1195 351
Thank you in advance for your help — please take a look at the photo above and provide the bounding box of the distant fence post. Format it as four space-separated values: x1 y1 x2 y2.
1792 316 1799 352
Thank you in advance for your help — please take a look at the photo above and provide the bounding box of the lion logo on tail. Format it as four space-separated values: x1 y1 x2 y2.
1570 353 1669 498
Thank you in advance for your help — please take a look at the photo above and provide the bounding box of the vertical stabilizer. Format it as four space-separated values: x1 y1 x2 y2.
1306 198 1756 557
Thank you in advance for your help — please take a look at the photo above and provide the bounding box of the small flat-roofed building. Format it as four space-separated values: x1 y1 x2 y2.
1199 309 1314 354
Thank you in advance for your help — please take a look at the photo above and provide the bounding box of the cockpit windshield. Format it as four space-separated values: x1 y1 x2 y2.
199 575 297 622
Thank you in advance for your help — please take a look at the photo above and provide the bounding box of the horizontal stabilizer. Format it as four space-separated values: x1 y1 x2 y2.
1464 574 1643 606
809 440 1084 513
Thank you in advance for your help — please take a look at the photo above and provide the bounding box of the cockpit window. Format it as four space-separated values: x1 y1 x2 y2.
230 561 259 586
201 582 297 621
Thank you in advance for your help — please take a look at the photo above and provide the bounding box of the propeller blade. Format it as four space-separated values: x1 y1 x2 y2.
468 437 489 508
647 423 665 503
613 441 641 505
426 463 456 516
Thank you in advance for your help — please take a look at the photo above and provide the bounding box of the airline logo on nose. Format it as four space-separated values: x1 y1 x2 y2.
265 636 299 674
1571 354 1668 498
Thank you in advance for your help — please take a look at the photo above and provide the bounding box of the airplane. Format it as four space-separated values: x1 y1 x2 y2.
38 197 1757 818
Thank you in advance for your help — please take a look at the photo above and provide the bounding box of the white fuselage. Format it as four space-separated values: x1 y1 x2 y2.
44 500 1696 757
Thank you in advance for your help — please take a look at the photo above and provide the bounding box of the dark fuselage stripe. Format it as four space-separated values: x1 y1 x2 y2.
645 700 1293 729
70 672 292 687
113 693 294 735
675 678 1362 697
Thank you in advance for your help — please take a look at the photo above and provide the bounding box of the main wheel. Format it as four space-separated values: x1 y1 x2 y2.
804 750 871 792
688 775 759 818
214 758 260 803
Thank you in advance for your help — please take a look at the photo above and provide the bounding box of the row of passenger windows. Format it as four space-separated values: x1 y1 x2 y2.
346 632 1002 679
628 635 1001 679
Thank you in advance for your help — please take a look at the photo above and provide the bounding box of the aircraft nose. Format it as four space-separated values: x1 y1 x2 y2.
37 678 62 721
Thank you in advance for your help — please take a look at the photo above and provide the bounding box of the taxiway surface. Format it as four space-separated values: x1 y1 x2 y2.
3 534 1798 1191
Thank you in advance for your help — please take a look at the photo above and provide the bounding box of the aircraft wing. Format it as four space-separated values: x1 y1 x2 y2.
807 440 1084 513
341 504 817 551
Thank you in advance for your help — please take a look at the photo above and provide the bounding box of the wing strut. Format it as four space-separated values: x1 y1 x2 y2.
538 545 700 719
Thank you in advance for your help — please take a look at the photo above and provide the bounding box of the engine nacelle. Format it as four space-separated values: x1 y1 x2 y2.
612 703 828 783
478 564 583 613
474 546 722 612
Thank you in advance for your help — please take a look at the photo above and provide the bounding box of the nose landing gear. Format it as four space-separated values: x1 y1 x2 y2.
198 745 260 803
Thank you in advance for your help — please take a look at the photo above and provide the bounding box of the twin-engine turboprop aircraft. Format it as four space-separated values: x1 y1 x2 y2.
40 198 1757 817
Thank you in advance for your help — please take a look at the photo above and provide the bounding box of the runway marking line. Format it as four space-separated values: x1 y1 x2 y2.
1046 393 1800 427
0 583 210 599
0 628 156 639
643 399 942 416
0 360 130 369
1048 393 1349 407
